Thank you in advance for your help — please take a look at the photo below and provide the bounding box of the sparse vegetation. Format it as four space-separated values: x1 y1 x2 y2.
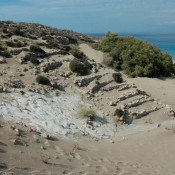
30 45 46 54
84 60 93 70
69 59 89 75
112 72 123 83
70 45 85 59
0 45 11 57
0 50 12 58
46 39 59 49
78 107 96 120
41 154 50 164
73 142 81 151
99 32 175 77
6 40 26 48
114 108 123 117
69 46 92 75
30 57 39 65
36 75 50 85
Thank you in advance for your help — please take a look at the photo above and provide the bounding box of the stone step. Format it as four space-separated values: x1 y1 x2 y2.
102 82 136 92
74 74 102 87
87 80 113 94
129 105 164 119
121 96 154 109
110 89 149 106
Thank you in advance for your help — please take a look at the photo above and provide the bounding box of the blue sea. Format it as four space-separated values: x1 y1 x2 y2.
87 33 175 59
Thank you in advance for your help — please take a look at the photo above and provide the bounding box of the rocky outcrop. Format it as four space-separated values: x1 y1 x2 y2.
166 105 175 116
0 21 95 44
18 51 32 64
130 106 163 119
74 75 102 87
40 61 62 73
110 89 149 106
0 85 8 93
5 79 25 89
87 80 113 94
10 49 22 55
123 96 154 108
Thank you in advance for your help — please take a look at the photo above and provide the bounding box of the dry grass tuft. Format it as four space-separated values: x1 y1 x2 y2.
41 154 50 164
73 142 81 151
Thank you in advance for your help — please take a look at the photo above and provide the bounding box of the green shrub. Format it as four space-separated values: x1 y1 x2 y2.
79 107 96 120
99 32 175 78
0 50 12 58
14 28 24 36
84 60 93 70
70 46 84 59
30 57 39 65
69 59 88 75
114 109 123 117
6 40 25 48
112 72 123 83
30 45 45 54
46 39 59 49
36 75 50 85
99 32 119 52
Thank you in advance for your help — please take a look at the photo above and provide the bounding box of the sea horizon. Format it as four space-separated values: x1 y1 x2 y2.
86 33 175 60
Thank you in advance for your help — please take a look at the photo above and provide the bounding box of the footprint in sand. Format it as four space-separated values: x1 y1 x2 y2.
69 152 81 159
81 162 90 168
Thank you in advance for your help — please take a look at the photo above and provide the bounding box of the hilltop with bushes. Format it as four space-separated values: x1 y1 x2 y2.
98 32 175 78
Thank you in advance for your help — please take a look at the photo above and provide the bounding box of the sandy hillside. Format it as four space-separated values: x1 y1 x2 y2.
1 21 175 175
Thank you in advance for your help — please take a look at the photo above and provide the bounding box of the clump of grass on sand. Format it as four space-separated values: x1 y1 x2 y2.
78 107 96 120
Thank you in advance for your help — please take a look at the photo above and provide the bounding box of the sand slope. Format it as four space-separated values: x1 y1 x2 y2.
1 38 175 175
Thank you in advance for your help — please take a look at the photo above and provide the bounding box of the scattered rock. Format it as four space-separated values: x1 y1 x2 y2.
6 79 25 88
40 61 62 73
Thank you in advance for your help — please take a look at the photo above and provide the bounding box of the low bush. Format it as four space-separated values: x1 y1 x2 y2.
112 72 123 83
36 75 50 85
70 46 84 59
0 50 12 58
114 108 123 117
69 59 88 75
30 45 46 54
46 39 59 49
99 32 175 77
6 40 25 48
78 107 96 120
84 60 93 70
30 57 39 65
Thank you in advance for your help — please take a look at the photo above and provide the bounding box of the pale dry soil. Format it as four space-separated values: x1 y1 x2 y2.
1 42 175 175
1 117 175 175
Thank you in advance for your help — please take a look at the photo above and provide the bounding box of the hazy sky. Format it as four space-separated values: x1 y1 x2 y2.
0 0 175 34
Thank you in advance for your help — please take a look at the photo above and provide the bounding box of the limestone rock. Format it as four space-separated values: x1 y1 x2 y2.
40 61 62 73
6 79 25 88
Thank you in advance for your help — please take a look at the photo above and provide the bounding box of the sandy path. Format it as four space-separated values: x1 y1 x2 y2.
1 118 175 175
79 43 104 63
